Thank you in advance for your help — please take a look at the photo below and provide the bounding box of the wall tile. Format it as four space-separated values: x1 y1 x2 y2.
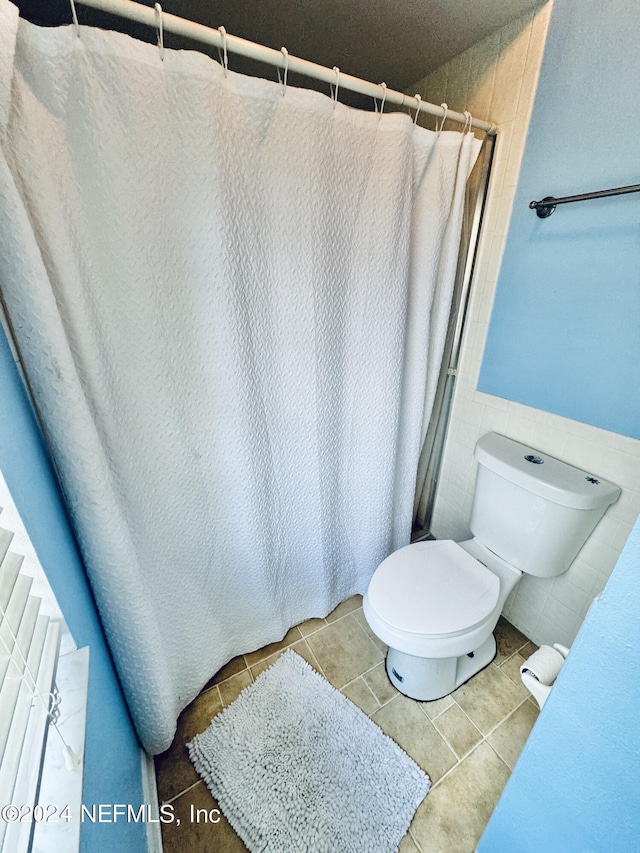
563 560 599 594
504 595 540 639
491 16 532 124
610 521 634 553
515 576 550 612
466 31 501 122
536 614 580 649
608 489 640 526
550 579 589 616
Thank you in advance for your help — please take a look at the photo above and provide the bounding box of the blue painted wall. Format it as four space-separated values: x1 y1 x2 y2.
478 0 640 439
479 513 640 852
0 330 147 852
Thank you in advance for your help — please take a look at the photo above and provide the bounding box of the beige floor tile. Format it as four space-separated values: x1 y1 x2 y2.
158 613 525 852
353 608 388 653
363 661 398 706
296 616 327 636
499 652 529 696
155 688 223 803
398 830 421 851
494 616 529 664
487 700 539 768
341 676 380 715
243 625 302 667
421 693 455 721
201 655 247 693
218 670 253 708
371 695 456 783
161 782 248 852
520 640 539 659
325 594 363 622
454 663 524 734
409 742 511 853
249 638 321 680
306 613 383 688
433 704 482 759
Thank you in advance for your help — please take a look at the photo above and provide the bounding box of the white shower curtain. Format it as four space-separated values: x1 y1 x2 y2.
0 0 480 753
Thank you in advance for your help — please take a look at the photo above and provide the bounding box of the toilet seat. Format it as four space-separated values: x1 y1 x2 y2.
367 540 500 640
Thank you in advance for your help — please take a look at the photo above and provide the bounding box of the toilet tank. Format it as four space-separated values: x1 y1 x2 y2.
470 433 620 578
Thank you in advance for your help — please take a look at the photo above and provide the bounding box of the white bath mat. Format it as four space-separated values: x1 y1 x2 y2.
188 650 430 852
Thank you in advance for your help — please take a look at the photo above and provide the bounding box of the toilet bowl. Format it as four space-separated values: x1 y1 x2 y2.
364 432 621 702
363 537 521 700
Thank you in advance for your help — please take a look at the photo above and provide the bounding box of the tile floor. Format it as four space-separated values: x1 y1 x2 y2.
155 596 540 853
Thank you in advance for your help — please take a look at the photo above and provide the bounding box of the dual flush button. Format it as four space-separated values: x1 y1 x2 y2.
524 453 600 485
524 454 544 464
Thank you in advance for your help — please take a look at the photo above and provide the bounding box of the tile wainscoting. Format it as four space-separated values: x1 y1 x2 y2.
431 393 640 648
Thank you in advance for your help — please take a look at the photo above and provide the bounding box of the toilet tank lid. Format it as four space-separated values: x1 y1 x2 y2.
474 433 621 511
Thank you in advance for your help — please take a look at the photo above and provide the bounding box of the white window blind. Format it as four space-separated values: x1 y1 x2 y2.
0 389 89 853
0 517 79 852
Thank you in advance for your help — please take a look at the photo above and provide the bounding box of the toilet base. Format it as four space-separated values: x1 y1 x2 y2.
385 634 497 702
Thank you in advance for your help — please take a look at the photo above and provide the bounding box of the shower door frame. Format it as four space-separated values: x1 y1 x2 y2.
412 132 497 539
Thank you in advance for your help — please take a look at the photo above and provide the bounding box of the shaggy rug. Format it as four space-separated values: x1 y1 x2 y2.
188 649 429 852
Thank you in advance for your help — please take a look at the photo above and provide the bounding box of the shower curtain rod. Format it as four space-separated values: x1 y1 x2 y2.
73 0 496 135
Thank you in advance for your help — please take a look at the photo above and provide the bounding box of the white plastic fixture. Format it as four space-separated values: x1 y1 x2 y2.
363 432 621 702
365 540 501 659
472 433 621 577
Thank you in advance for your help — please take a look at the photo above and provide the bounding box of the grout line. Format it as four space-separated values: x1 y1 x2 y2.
361 679 381 710
209 601 366 690
432 704 483 761
432 691 534 792
449 698 481 733
428 676 534 793
324 597 364 625
483 734 516 770
408 826 424 853
416 695 454 724
359 665 403 712
484 693 533 738
340 674 381 712
429 739 482 791
162 779 202 806
298 616 328 633
199 681 223 698
350 607 388 654
299 639 326 680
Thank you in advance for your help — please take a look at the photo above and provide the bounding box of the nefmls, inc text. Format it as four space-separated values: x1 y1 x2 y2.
80 804 175 823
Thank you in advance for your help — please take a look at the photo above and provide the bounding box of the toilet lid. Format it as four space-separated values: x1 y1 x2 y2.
368 540 500 636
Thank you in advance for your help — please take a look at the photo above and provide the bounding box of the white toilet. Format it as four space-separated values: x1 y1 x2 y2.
363 432 620 701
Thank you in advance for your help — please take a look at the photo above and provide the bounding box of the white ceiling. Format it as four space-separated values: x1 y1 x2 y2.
17 0 543 107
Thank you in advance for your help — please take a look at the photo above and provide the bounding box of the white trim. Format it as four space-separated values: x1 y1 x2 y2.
140 749 163 853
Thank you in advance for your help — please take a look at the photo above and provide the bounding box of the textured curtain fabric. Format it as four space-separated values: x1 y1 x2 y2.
0 0 480 753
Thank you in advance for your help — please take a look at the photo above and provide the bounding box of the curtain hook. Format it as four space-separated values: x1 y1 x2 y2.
331 66 340 108
413 94 422 125
463 110 473 134
69 0 80 37
277 47 289 95
377 82 387 117
218 26 228 77
437 103 449 131
154 4 164 62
